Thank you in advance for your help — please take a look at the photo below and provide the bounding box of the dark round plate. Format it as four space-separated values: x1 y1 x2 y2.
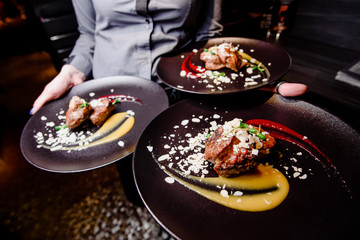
21 76 168 173
156 37 291 95
133 93 359 240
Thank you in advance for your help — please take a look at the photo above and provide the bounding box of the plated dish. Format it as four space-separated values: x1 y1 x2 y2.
133 93 359 239
21 76 168 173
156 37 291 95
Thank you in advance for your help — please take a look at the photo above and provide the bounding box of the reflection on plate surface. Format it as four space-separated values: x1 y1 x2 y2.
134 93 359 240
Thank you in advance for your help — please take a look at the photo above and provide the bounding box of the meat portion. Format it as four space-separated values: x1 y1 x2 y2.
65 96 92 129
200 43 246 72
204 119 276 177
89 98 115 126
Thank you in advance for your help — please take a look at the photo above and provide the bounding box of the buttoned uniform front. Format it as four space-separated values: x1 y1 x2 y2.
67 0 223 81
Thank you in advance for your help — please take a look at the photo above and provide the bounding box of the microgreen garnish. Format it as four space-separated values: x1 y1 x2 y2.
79 101 89 108
204 48 216 55
252 64 265 72
206 129 211 138
112 97 120 105
249 126 266 140
237 121 248 129
55 124 67 130
212 72 226 77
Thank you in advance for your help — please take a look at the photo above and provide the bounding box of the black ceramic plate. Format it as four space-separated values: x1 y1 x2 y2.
156 37 291 95
133 93 359 240
21 76 168 173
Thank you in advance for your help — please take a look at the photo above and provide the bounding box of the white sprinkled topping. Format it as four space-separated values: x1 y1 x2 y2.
118 140 124 147
181 120 189 126
233 191 243 196
192 118 200 123
220 189 229 198
180 70 186 77
246 68 253 74
165 177 175 184
146 146 153 152
158 154 170 161
89 92 95 97
127 110 135 116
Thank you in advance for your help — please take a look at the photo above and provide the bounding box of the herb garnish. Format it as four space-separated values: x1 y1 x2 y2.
79 100 89 108
112 97 120 105
55 124 67 131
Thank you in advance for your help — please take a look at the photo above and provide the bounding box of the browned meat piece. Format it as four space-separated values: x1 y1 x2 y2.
200 43 246 72
200 50 226 71
204 120 276 177
65 96 92 129
89 98 115 126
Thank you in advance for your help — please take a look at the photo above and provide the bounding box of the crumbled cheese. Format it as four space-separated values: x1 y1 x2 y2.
165 177 175 184
118 141 124 147
220 189 229 198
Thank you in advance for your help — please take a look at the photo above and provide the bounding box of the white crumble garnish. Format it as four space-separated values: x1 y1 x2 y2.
180 70 186 77
147 146 153 152
165 177 175 184
158 154 170 161
296 152 303 156
41 116 47 121
118 140 124 147
181 119 189 126
233 191 243 196
192 118 200 123
126 110 135 116
299 174 308 179
89 92 95 97
46 122 55 127
110 89 114 93
293 172 301 178
220 189 229 198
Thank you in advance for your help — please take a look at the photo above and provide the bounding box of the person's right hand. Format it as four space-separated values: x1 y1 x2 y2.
30 64 86 115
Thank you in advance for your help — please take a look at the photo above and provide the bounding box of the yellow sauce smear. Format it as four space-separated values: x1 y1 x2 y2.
168 164 289 212
44 112 135 151
82 112 134 147
240 52 271 79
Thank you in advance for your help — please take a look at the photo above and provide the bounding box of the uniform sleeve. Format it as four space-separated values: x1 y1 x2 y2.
195 0 223 42
66 0 96 77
